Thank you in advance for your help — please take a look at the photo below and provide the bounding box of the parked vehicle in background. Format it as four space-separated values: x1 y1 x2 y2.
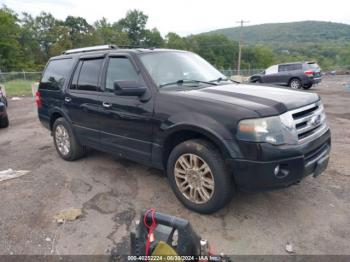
37 46 331 213
249 61 322 89
0 85 9 128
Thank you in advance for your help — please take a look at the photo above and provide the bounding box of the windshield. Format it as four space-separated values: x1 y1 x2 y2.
139 51 229 88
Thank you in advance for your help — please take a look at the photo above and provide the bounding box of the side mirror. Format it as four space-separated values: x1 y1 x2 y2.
113 80 147 97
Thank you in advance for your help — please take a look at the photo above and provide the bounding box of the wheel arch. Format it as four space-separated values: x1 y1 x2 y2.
288 77 301 86
250 75 261 83
49 107 71 131
161 124 235 169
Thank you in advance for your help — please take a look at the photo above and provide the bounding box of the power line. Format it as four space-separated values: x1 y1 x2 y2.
236 20 249 75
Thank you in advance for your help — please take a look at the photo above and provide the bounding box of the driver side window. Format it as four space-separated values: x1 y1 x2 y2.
265 65 278 75
105 57 143 92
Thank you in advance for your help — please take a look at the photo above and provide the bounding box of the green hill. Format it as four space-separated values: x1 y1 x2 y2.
206 21 350 45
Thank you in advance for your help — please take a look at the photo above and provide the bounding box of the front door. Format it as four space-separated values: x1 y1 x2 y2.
262 65 279 84
98 55 154 163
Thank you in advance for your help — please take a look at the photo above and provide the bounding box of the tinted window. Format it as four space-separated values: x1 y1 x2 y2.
105 57 141 91
70 61 83 90
289 64 302 71
40 59 73 90
278 65 288 72
77 59 103 91
278 64 302 72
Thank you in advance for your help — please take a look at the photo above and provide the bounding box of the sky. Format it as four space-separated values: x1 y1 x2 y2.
3 0 350 36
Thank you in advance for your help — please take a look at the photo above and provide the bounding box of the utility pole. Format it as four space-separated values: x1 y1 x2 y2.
236 20 249 75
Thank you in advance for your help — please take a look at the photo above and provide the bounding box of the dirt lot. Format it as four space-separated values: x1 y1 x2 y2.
0 76 350 255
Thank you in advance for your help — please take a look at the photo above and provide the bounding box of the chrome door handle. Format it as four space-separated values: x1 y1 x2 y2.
65 97 71 103
102 102 112 108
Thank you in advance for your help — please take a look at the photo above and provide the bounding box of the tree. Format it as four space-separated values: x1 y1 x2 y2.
0 6 22 71
187 34 239 69
30 12 60 57
94 18 131 46
242 46 275 69
118 10 148 46
143 28 164 47
165 32 188 50
64 16 96 47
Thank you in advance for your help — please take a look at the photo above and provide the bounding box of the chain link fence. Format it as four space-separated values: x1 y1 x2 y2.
0 72 42 96
220 69 263 77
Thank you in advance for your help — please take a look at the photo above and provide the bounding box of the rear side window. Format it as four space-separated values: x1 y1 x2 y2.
278 65 288 72
75 59 103 91
105 57 142 91
279 64 302 72
40 59 73 90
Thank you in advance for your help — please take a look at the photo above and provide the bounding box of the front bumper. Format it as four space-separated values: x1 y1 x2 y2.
228 129 331 192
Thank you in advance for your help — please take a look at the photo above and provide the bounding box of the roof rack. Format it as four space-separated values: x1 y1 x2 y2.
62 45 118 55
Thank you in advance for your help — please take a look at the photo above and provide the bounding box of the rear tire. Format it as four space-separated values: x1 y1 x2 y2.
303 83 313 90
289 78 302 89
53 117 86 161
0 115 9 128
167 139 234 214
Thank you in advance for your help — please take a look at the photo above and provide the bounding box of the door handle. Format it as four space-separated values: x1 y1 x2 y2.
65 97 72 103
102 102 112 109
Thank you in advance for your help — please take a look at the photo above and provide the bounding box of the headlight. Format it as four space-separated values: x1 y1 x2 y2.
236 112 298 145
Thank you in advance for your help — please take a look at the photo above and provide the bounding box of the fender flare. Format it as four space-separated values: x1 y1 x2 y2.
160 123 240 159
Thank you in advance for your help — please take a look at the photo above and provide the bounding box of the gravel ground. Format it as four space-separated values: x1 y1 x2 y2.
0 76 349 256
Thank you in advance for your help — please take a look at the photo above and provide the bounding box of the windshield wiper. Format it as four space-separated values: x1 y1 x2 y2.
159 79 217 88
209 77 239 84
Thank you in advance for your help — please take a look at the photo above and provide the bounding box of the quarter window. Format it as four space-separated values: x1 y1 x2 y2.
40 58 73 90
105 57 142 91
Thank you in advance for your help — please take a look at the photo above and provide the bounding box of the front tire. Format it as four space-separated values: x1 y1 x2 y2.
289 78 302 89
250 78 261 83
53 117 86 161
167 139 234 214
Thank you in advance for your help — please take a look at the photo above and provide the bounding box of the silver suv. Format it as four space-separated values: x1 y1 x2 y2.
250 61 322 89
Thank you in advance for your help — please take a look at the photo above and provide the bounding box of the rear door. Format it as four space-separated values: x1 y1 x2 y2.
64 56 105 147
277 64 294 85
98 54 154 163
38 58 74 124
284 63 303 85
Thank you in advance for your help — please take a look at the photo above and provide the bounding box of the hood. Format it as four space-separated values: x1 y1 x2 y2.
176 83 319 117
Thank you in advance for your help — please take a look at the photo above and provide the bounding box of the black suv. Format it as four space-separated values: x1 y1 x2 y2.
249 61 322 89
37 46 331 213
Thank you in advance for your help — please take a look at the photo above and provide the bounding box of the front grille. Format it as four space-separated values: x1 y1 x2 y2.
290 101 328 144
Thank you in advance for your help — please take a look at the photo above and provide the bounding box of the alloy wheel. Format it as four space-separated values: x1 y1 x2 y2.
290 79 301 89
55 124 71 156
174 153 215 204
